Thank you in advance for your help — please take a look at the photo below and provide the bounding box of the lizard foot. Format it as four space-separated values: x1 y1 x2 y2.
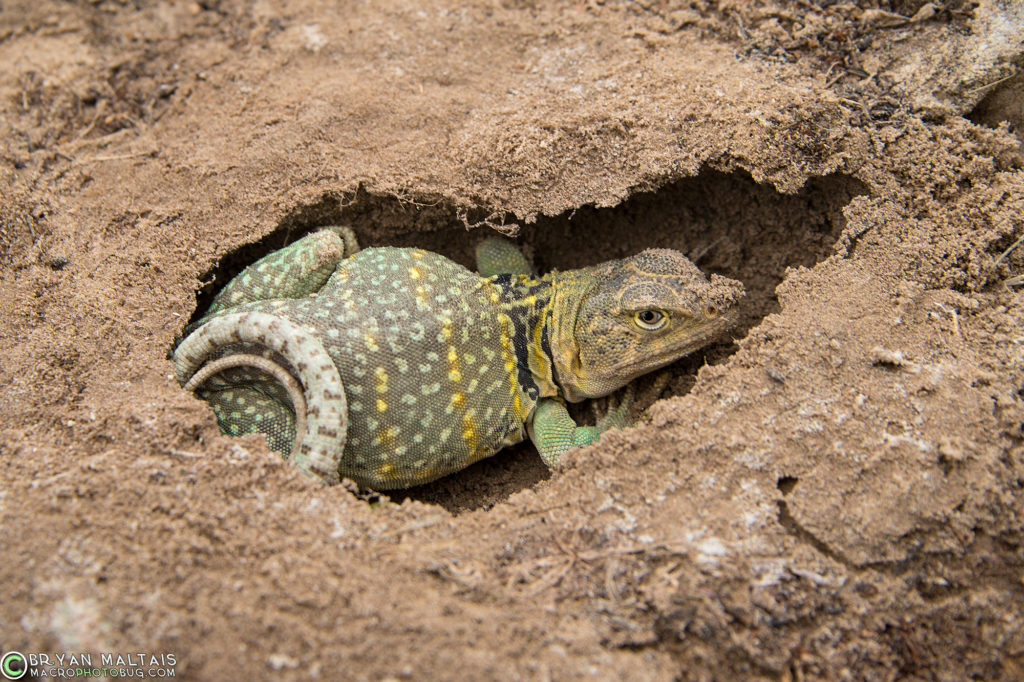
475 235 534 277
183 353 308 461
592 370 673 432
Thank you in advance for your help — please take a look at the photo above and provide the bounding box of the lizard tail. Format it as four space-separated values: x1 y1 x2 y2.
182 353 309 459
172 312 347 485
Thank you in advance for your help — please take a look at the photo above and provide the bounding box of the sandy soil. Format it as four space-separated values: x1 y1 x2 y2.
2 0 1023 679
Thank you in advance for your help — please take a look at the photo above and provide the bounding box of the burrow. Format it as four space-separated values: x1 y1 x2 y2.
968 70 1024 167
183 169 868 512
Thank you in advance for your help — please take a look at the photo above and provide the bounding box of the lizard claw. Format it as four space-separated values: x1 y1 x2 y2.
593 384 636 433
592 370 673 433
638 370 673 419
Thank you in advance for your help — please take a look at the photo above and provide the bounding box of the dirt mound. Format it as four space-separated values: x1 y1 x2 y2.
2 0 1023 679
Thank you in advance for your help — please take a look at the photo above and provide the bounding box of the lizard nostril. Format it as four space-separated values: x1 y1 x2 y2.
706 306 717 316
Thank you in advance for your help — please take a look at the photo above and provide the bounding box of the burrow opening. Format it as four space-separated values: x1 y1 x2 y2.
967 70 1024 168
183 169 867 512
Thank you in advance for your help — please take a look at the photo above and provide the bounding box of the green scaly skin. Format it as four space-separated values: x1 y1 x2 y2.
173 227 744 489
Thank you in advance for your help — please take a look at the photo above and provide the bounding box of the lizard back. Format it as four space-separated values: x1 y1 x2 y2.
208 247 539 488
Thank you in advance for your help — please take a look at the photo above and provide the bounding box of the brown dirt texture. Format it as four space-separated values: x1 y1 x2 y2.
2 0 1024 679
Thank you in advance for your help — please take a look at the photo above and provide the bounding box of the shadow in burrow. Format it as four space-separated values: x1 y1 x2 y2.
967 70 1024 174
182 169 868 513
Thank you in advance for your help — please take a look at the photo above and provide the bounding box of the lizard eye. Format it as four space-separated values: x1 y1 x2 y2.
633 309 667 331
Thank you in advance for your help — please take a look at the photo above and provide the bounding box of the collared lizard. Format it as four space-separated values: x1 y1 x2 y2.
172 227 744 489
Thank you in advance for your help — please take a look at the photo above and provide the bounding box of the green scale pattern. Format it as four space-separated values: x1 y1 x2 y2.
173 226 745 489
194 246 536 488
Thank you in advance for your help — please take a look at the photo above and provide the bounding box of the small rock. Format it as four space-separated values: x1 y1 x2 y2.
267 654 299 670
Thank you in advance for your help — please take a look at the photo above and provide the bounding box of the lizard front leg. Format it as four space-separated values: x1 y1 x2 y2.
528 371 673 467
205 226 359 317
527 398 602 467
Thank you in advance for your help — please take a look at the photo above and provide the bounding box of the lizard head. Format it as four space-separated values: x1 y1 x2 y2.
554 249 744 401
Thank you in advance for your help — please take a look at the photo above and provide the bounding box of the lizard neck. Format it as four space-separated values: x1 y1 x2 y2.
547 269 598 403
489 272 562 403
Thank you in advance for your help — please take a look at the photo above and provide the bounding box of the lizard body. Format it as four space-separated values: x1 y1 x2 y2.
173 227 743 489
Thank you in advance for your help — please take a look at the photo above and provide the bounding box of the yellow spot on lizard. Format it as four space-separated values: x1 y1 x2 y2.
375 425 398 448
447 346 462 383
462 413 478 453
484 281 501 304
495 311 526 420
